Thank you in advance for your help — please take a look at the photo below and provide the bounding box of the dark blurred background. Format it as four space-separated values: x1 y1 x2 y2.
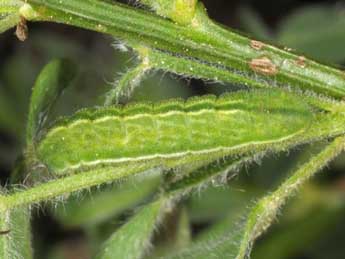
1 0 345 258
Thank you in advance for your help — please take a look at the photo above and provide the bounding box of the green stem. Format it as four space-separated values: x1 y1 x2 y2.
1 163 154 211
14 0 345 99
236 136 345 259
104 62 151 105
0 92 342 212
140 0 198 25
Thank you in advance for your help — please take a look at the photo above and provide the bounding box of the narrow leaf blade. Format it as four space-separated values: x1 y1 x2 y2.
169 137 345 259
0 206 32 259
96 198 167 259
26 59 76 145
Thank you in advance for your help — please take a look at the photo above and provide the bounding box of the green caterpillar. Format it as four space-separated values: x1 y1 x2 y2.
36 90 317 175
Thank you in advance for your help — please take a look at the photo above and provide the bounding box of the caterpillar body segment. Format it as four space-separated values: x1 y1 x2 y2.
37 90 314 175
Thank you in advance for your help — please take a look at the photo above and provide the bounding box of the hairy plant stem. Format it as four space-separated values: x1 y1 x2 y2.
9 0 345 99
1 125 344 216
1 1 345 258
104 61 151 105
139 0 198 25
0 164 154 212
236 136 345 259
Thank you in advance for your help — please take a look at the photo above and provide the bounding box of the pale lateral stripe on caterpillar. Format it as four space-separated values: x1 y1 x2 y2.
36 90 314 174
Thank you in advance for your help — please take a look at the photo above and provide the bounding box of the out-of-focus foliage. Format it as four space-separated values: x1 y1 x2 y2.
1 1 345 259
240 4 345 63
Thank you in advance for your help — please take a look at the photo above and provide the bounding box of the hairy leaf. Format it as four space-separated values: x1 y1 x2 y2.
96 198 168 259
26 59 76 145
2 1 345 258
0 206 32 259
253 186 345 259
149 207 191 258
168 137 345 259
235 137 345 258
105 62 151 105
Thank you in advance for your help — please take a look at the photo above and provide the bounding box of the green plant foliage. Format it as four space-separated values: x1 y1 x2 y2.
240 5 345 64
26 59 76 145
104 62 151 105
16 0 345 98
0 13 19 33
168 137 345 259
53 175 160 227
0 206 32 259
96 198 168 259
252 185 345 259
186 186 255 224
235 137 345 258
140 0 197 25
277 5 345 63
2 0 345 258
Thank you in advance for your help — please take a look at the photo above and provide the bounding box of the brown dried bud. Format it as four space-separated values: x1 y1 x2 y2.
15 16 29 42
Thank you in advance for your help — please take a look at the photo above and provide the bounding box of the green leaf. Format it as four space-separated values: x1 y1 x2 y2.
0 206 32 259
169 137 345 259
187 185 256 224
0 0 22 33
96 198 167 259
4 163 155 209
149 207 191 258
277 5 345 63
104 62 150 105
252 186 345 259
234 137 345 259
174 208 191 251
26 59 76 146
0 13 19 34
167 211 244 259
54 175 160 227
